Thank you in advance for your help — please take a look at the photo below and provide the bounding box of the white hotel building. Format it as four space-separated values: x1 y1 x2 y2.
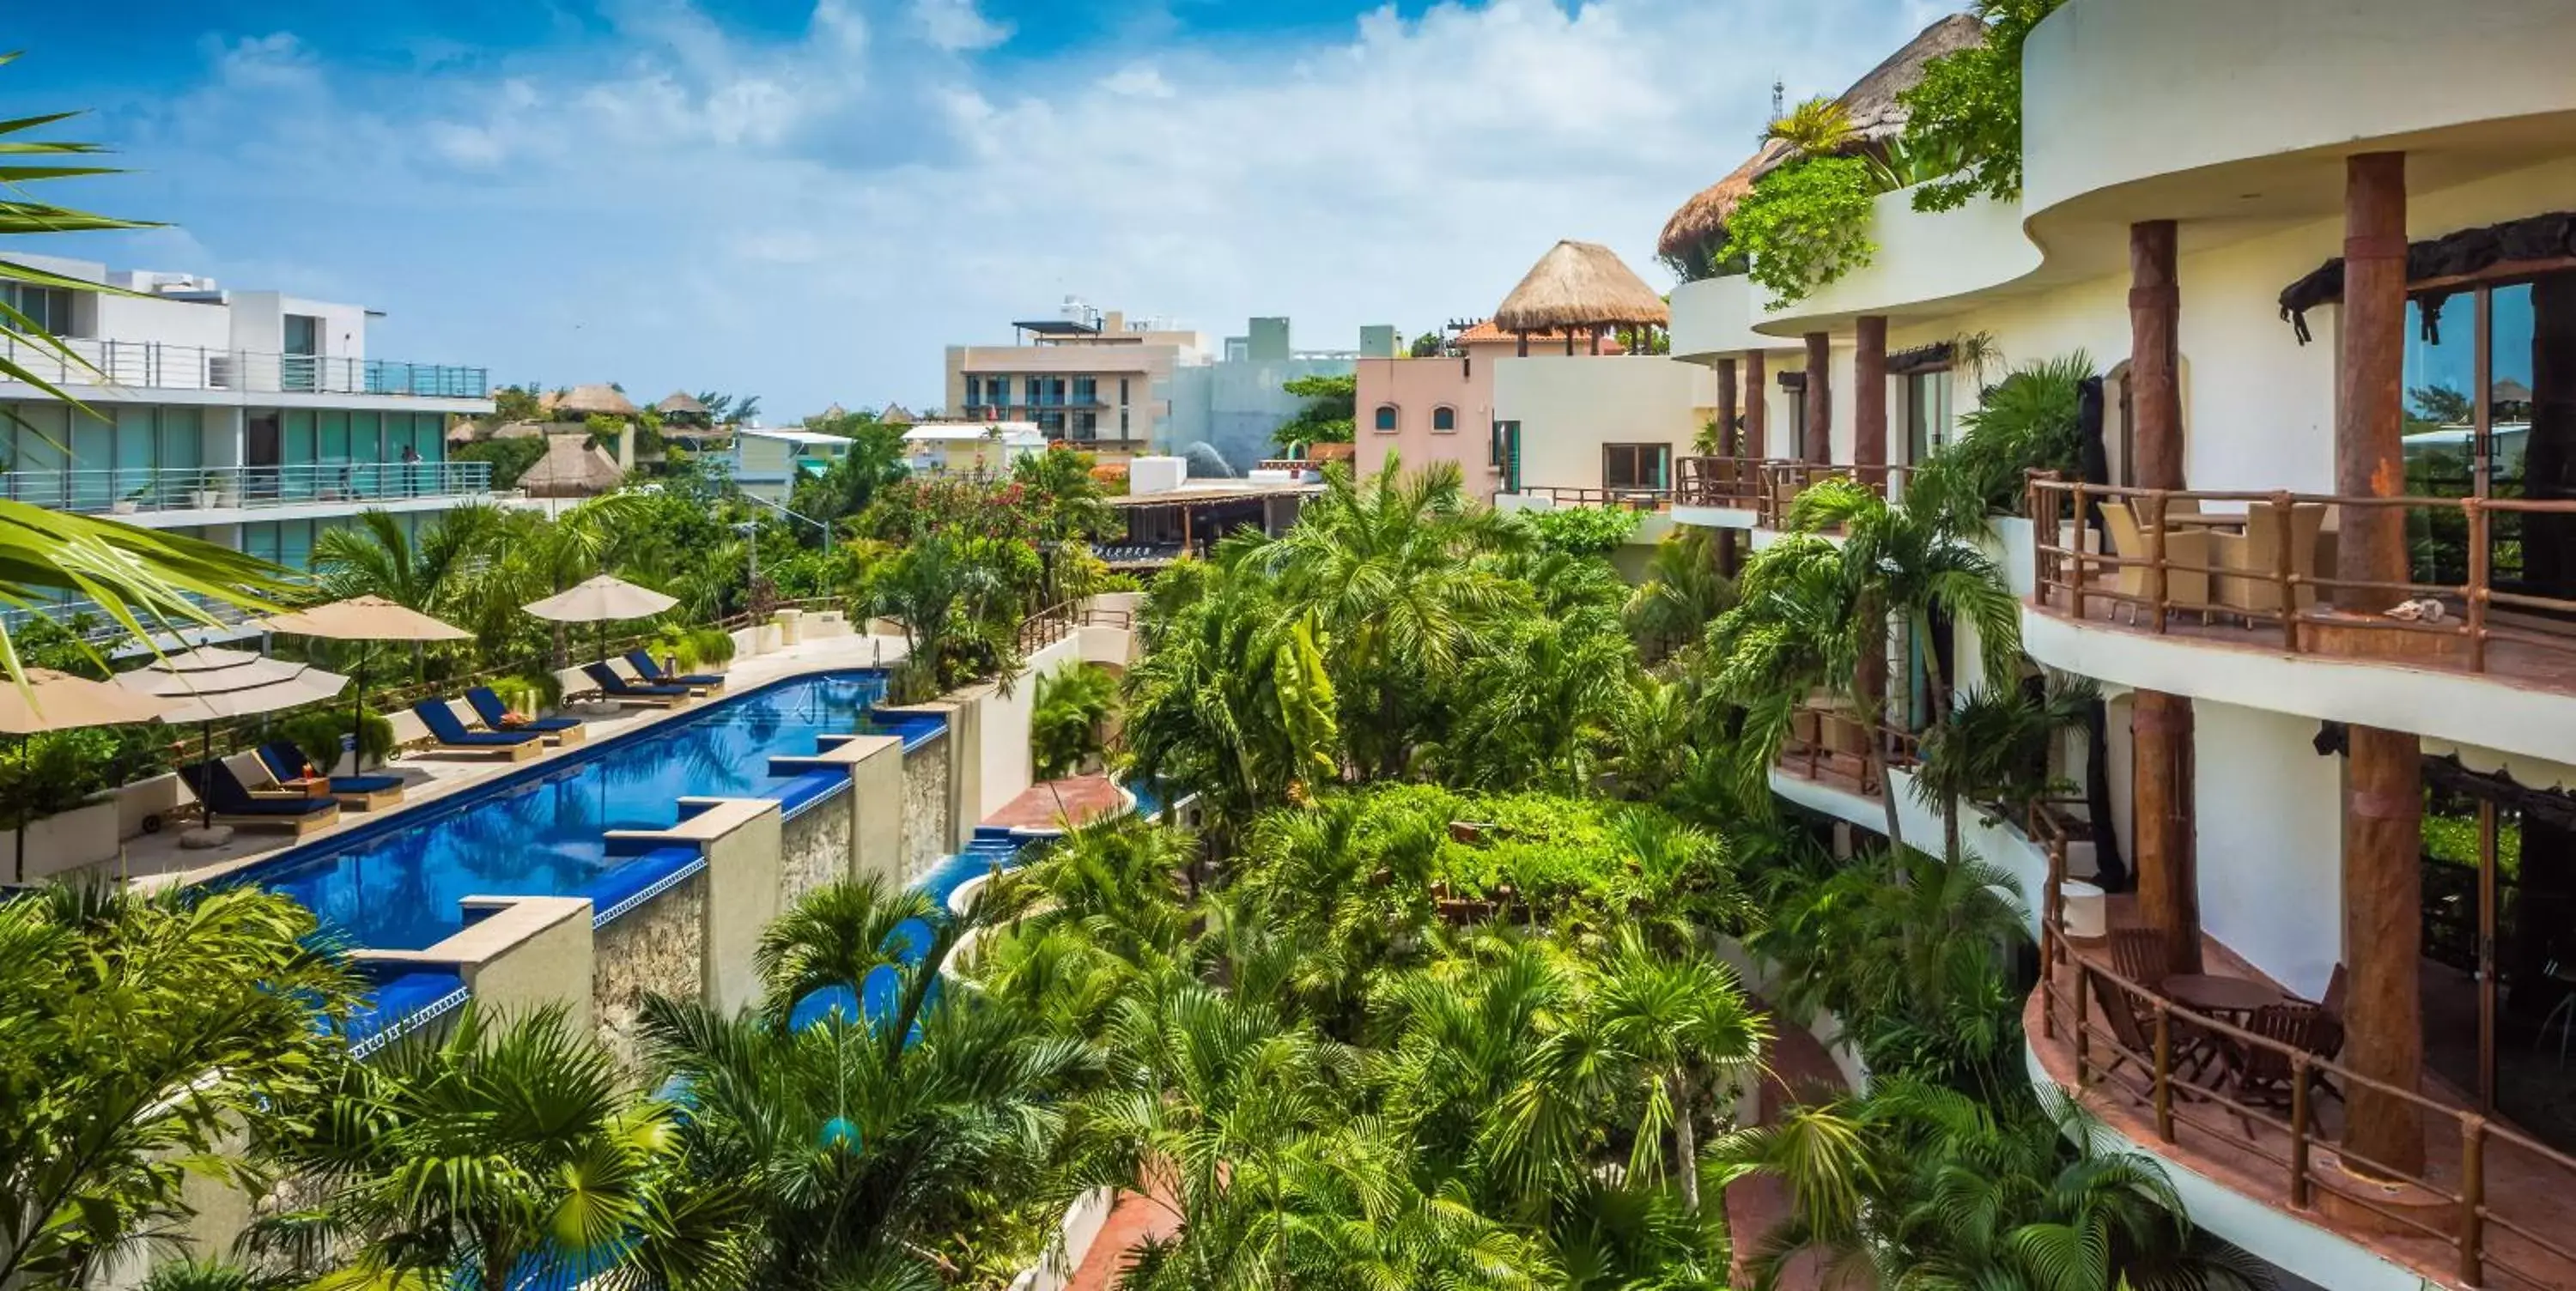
1 254 495 639
1489 2 2576 1288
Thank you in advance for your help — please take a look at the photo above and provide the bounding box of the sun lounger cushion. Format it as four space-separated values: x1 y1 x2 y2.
581 662 689 698
624 651 722 688
463 688 583 733
189 759 336 817
412 700 541 747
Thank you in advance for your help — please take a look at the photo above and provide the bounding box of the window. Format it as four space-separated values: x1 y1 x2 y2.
1373 404 1399 433
1074 409 1098 439
987 375 1011 407
1119 378 1130 406
1904 370 1953 466
2401 269 2576 599
1072 376 1097 405
1120 408 1130 437
1601 443 1672 491
1431 405 1457 433
2 284 73 336
963 375 981 409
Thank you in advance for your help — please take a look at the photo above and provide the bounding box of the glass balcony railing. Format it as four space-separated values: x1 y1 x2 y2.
0 461 495 516
0 335 489 398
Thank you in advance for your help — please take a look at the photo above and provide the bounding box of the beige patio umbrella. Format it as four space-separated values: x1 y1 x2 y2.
1 669 172 882
115 647 349 833
524 574 679 669
259 596 471 772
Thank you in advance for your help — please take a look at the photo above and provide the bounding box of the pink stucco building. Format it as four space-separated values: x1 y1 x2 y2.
1356 323 1624 499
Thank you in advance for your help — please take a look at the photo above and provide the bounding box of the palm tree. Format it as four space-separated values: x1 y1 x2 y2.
1703 529 1880 834
1255 458 1521 779
1585 931 1765 1214
1624 529 1735 662
0 885 359 1288
262 1005 745 1291
1030 661 1117 779
1765 95 1857 159
1433 606 1637 792
309 504 508 616
1120 568 1338 845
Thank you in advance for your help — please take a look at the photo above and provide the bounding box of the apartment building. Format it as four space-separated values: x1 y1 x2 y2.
1163 316 1360 470
1655 4 2576 1288
0 254 494 639
943 300 1207 465
729 426 858 505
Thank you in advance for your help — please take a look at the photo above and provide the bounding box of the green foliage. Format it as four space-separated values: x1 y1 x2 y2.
868 531 1036 700
581 411 628 454
1722 154 1880 306
451 434 545 489
0 726 167 827
0 885 361 1287
1031 661 1119 779
1765 94 1856 157
1895 0 2069 212
489 670 562 714
1406 330 1445 358
489 384 545 423
1905 349 2095 535
1274 373 1358 449
276 708 395 772
785 410 909 538
1516 504 1639 558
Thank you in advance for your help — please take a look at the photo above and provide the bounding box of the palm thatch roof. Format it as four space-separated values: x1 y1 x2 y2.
489 421 548 441
519 433 627 498
1491 240 1670 335
1656 11 1987 258
880 403 915 425
1452 320 1627 354
653 391 707 416
549 384 640 418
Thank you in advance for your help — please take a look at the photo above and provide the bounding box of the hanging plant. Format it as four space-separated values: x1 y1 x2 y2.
1722 155 1880 307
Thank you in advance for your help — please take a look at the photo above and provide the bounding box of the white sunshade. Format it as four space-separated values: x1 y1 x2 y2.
0 668 171 736
114 647 350 724
521 574 678 625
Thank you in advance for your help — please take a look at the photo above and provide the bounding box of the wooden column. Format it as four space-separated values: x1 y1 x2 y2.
1716 358 1740 458
1744 351 1769 458
2129 692 2202 973
2335 152 2427 1179
2337 153 2410 613
1803 331 1833 464
2124 220 2202 969
2129 221 2184 491
1854 315 1887 486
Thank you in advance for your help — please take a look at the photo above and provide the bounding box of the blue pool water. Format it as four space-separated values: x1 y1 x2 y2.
252 670 943 951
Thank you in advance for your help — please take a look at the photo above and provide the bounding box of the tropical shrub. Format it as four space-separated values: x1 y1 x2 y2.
688 625 738 666
1895 0 2071 213
277 709 395 772
1030 661 1118 779
1518 504 1639 558
1724 154 1880 306
1905 349 2094 534
489 671 561 714
1274 373 1357 449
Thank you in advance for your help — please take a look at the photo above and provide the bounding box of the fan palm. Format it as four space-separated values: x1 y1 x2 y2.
1765 95 1857 159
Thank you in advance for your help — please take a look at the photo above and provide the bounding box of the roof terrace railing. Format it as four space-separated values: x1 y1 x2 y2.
0 335 489 398
1674 457 1916 527
0 461 494 517
1509 485 1671 511
2025 473 2576 688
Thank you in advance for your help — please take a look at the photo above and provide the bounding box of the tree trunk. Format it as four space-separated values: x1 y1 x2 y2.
1671 1070 1701 1213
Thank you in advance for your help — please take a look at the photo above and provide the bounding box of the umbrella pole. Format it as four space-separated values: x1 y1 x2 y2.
13 734 25 884
349 651 367 779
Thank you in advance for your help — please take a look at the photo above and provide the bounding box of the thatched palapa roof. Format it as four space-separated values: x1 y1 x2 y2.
880 403 915 425
1452 320 1627 354
548 384 641 419
653 391 707 416
519 433 627 498
1656 12 1987 258
1491 240 1669 336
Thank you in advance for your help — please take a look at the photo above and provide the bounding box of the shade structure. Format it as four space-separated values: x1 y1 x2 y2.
1 670 171 881
259 596 470 777
525 575 681 677
114 647 349 724
1490 240 1671 339
524 574 678 625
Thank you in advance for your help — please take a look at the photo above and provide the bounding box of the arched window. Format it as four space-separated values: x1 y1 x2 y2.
1373 403 1399 433
1431 405 1457 433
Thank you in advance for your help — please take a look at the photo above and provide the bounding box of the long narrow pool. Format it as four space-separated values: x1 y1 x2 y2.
249 670 941 951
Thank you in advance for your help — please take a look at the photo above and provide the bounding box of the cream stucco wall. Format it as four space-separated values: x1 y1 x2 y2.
1492 355 1716 492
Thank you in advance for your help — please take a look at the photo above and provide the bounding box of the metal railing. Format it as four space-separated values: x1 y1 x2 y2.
0 462 493 516
2026 474 2576 685
2035 900 2576 1286
0 335 488 398
0 590 270 647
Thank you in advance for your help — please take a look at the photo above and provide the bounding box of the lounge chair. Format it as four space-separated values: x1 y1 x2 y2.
253 742 404 811
410 700 546 761
464 688 586 745
185 758 340 835
624 650 723 693
580 661 692 707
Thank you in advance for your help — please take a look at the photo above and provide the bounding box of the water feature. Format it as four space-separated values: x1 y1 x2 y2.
246 670 941 952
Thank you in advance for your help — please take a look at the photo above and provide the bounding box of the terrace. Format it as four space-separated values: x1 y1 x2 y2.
1673 455 1916 528
0 335 488 398
1 461 494 518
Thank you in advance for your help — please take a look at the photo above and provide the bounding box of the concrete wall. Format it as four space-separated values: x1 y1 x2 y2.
977 631 1083 820
1493 355 1716 492
903 735 953 883
2189 700 2345 1000
1165 355 1358 470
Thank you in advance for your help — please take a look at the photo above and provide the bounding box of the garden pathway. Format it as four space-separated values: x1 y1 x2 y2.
1727 996 1861 1291
1063 1183 1180 1291
983 774 1129 832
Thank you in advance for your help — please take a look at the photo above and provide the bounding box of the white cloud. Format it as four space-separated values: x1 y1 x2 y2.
912 0 1011 53
94 0 1934 418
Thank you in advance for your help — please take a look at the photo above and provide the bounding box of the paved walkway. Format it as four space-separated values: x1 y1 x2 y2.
1063 1186 1180 1291
983 774 1129 831
1726 996 1861 1291
101 630 907 892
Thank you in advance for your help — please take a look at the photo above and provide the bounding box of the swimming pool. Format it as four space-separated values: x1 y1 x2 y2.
252 670 943 952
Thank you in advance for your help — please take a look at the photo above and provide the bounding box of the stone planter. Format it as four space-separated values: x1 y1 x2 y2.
2 797 119 881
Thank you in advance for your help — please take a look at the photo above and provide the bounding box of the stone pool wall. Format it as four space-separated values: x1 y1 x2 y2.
782 782 854 900
592 870 708 1070
902 732 951 884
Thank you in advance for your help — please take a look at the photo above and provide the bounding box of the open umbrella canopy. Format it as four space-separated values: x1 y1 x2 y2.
523 574 678 625
0 668 168 735
258 595 470 643
114 646 349 724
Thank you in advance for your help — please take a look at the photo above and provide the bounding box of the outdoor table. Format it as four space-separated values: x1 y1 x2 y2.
2164 973 2284 1018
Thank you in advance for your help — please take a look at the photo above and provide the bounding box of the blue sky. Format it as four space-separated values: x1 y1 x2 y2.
11 0 1944 417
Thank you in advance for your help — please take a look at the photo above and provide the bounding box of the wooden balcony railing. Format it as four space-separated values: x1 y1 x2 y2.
1510 485 1671 511
2034 843 2576 1288
1777 701 1919 797
2026 475 2576 685
1760 462 1915 529
1674 456 1772 510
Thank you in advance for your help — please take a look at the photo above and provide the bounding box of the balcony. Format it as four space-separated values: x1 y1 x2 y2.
2021 476 2576 763
1 462 495 518
0 336 489 399
1673 457 1918 530
2032 908 2576 1291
